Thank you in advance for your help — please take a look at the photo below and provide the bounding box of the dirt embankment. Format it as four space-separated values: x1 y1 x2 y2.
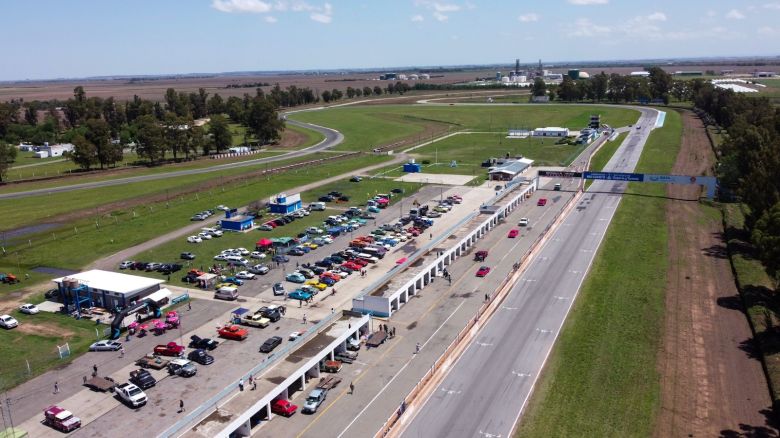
655 110 776 437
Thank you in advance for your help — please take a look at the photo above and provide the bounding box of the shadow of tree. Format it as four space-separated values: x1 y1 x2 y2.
718 295 745 311
720 407 780 437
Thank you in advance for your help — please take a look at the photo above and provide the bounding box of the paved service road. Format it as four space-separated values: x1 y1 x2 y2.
401 108 659 438
0 118 343 200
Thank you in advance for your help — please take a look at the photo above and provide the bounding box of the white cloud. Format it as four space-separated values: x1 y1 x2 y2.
432 2 461 12
647 12 666 21
414 1 469 21
763 2 780 9
568 18 611 37
518 13 539 22
411 14 424 22
758 26 779 36
568 0 608 5
706 9 716 17
725 9 745 19
212 0 333 23
433 11 448 21
212 0 272 13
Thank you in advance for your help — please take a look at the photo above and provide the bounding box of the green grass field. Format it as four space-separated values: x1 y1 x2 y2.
584 132 628 189
290 105 640 152
130 177 421 284
517 110 682 437
0 155 392 293
0 311 98 391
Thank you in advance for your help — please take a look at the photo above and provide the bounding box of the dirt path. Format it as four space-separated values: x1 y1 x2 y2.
655 111 776 437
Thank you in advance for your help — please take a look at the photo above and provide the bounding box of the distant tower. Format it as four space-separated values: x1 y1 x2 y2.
537 59 543 76
515 59 520 75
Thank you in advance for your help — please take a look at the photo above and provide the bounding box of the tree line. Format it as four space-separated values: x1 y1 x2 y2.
694 84 780 283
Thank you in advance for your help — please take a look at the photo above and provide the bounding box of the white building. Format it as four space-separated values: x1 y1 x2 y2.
533 127 569 137
420 73 431 80
53 270 166 310
630 71 651 77
34 142 74 158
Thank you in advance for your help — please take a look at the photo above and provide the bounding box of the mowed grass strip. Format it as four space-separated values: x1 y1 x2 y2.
517 109 681 437
0 310 98 391
290 104 640 152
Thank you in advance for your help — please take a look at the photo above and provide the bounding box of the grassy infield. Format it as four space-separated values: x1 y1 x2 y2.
518 110 682 437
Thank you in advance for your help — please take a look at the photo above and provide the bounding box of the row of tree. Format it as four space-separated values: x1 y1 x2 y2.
694 84 780 281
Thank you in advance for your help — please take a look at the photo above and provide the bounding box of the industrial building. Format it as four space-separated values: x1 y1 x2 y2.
487 158 534 181
220 209 255 232
532 127 569 137
754 71 777 78
53 270 166 311
268 193 302 214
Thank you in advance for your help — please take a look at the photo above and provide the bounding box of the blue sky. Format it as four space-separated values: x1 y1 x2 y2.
1 0 779 81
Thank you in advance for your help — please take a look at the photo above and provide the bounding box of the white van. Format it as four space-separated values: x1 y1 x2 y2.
356 253 379 264
310 202 326 211
225 256 249 266
215 286 239 301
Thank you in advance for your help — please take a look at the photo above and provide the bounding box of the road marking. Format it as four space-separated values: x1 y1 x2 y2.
475 341 493 347
535 328 553 334
501 306 519 311
553 296 569 301
478 430 503 438
440 388 462 395
336 301 465 438
511 371 532 378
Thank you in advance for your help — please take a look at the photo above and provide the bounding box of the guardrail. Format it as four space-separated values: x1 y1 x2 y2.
160 311 339 438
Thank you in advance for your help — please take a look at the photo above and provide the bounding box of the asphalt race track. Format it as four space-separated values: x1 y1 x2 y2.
401 108 659 438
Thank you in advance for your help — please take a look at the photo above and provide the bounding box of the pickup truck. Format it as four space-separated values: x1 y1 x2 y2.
218 324 249 340
302 388 328 414
44 405 81 433
168 358 198 377
136 355 170 370
320 360 342 373
129 369 157 389
241 313 270 328
153 342 186 357
335 350 358 363
115 382 147 407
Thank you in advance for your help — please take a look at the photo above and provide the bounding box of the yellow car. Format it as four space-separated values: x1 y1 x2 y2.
305 280 327 291
215 283 235 290
303 242 319 250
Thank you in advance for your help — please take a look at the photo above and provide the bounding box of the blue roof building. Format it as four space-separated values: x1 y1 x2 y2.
220 209 255 232
269 193 303 214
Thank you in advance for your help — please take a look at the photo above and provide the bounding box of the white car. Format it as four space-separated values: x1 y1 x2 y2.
119 261 134 269
327 270 349 279
236 248 250 256
518 217 529 227
216 205 230 211
321 236 334 244
187 236 202 244
116 382 147 407
213 254 227 261
19 303 40 315
0 314 19 329
307 227 323 234
250 251 266 259
289 331 303 341
89 340 123 351
235 271 256 280
198 232 213 240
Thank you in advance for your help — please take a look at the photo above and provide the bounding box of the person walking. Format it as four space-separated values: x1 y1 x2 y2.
92 364 98 376
415 343 421 354
54 381 59 394
179 399 185 413
349 382 355 394
188 301 192 311
302 314 307 325
238 378 244 392
119 347 125 358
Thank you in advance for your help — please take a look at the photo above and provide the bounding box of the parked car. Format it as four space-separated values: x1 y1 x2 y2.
235 271 256 280
153 342 185 357
197 232 212 240
189 335 219 351
180 252 196 260
554 183 562 191
271 399 298 417
187 349 214 365
286 273 306 283
186 235 202 244
518 217 529 227
115 382 147 407
258 224 274 231
260 336 283 353
218 325 249 340
249 264 270 275
273 255 290 263
43 405 81 433
89 340 122 351
129 369 157 389
350 176 362 182
303 388 328 413
250 251 266 259
168 358 197 377
476 266 491 277
272 283 286 296
119 261 134 269
19 303 40 314
288 290 313 301
474 250 488 262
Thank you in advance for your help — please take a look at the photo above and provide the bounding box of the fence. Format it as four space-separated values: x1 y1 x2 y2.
159 311 339 438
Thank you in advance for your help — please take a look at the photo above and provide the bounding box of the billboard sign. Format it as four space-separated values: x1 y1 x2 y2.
583 171 644 182
538 170 582 178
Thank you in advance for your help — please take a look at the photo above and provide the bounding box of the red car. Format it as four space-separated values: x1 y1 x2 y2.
537 198 548 206
508 229 519 238
352 258 369 267
218 325 249 341
271 399 298 417
321 272 341 282
343 261 362 271
153 342 185 357
476 266 491 277
44 405 81 433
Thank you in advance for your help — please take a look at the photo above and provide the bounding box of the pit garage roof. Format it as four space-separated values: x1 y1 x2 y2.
53 269 164 295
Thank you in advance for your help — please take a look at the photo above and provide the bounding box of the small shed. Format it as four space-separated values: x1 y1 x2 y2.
403 160 421 173
269 193 302 214
272 237 296 248
221 209 254 232
196 273 218 289
488 158 534 181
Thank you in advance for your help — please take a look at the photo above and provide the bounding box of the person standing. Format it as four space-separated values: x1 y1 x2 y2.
238 378 244 392
415 343 421 354
302 314 307 325
54 381 59 394
119 347 125 358
92 364 98 376
349 382 355 394
179 399 185 413
188 301 192 311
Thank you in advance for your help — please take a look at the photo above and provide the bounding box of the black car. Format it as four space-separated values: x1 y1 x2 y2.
259 336 283 353
282 216 294 223
315 259 333 268
311 266 326 275
319 195 334 202
187 349 215 365
260 308 282 323
180 252 196 260
328 191 342 197
329 255 345 264
272 255 290 263
339 265 355 274
338 195 350 202
189 335 219 351
391 188 404 194
273 219 286 226
129 369 157 389
289 248 305 256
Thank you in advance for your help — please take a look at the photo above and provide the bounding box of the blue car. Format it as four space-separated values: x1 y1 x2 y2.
367 206 381 213
286 273 306 283
224 277 244 286
288 290 313 301
319 276 336 286
273 255 290 263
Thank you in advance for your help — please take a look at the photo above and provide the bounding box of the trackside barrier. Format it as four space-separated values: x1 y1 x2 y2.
159 311 340 438
210 150 263 159
377 190 584 438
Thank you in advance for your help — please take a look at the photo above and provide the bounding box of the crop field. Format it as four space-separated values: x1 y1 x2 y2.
290 104 640 152
0 155 393 293
518 110 681 437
